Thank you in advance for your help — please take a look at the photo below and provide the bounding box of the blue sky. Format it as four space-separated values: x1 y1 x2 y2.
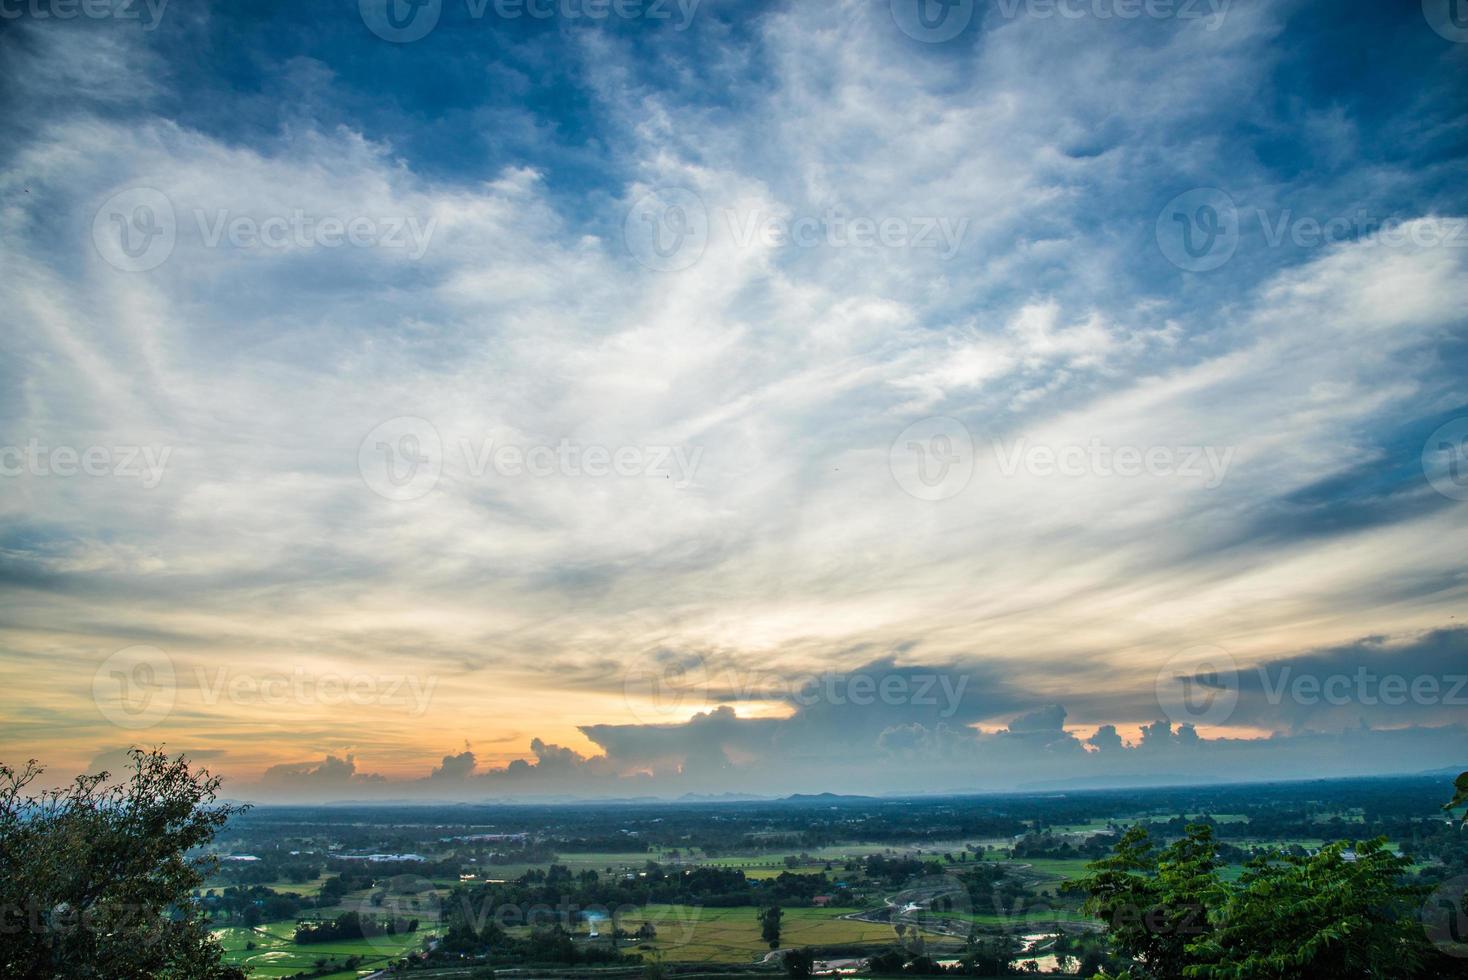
0 0 1465 800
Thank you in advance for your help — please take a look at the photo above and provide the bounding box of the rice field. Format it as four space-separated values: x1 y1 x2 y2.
614 904 920 964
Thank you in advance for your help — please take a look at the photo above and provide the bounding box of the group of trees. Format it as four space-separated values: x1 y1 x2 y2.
291 909 418 944
1071 823 1464 978
203 883 306 926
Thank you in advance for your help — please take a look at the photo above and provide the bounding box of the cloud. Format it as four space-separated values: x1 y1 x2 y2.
1007 704 1068 733
1 2 1465 796
1227 627 1468 733
426 749 477 782
254 754 387 799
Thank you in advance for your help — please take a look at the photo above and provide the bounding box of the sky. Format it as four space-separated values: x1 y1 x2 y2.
0 0 1465 802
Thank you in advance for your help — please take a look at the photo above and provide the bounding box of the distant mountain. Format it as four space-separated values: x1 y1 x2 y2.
781 792 881 804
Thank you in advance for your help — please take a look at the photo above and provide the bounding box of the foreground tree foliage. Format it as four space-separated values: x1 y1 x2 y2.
1071 823 1461 980
0 748 247 979
1446 771 1468 829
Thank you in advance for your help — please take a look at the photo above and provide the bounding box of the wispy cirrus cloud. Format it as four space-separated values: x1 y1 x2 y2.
0 0 1464 796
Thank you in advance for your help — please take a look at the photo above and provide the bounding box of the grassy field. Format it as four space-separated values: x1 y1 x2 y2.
615 904 916 964
262 875 333 896
1013 857 1094 881
214 918 439 978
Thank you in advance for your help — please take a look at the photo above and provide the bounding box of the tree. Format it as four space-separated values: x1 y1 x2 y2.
0 748 248 979
1072 825 1453 979
965 934 1021 974
1069 824 1223 980
1445 771 1468 829
1188 839 1434 978
783 946 815 978
759 904 783 949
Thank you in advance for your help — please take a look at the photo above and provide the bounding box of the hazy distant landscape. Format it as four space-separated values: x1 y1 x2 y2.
180 773 1467 977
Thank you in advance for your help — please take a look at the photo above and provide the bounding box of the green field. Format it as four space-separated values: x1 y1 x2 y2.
214 919 438 978
203 842 1258 972
615 904 921 964
1013 857 1094 882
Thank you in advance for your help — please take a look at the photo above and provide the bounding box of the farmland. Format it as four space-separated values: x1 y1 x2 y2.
195 774 1465 977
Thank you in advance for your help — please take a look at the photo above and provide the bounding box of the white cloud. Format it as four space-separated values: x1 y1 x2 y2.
1 4 1464 793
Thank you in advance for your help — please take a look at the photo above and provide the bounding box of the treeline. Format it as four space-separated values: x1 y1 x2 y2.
459 861 836 916
202 884 308 925
438 922 633 968
293 910 419 944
